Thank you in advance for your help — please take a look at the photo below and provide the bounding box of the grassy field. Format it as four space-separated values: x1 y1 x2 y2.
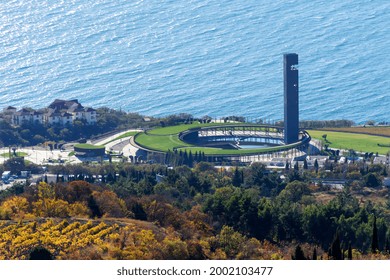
308 130 390 154
135 133 191 151
74 143 105 150
318 126 390 137
0 152 28 158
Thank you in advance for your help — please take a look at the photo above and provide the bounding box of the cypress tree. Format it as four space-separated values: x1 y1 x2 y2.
331 232 343 260
232 167 241 187
348 243 353 260
314 159 319 173
188 151 194 167
88 195 102 218
294 161 299 171
164 151 169 164
107 173 114 182
303 158 308 170
183 150 189 166
292 245 306 260
312 247 317 260
385 237 390 254
371 215 379 253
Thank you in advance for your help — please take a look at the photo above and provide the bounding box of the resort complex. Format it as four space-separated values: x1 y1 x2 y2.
132 53 311 163
2 99 97 126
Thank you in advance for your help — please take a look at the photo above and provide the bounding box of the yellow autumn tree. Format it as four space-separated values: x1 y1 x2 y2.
69 202 91 218
0 196 33 220
32 182 69 217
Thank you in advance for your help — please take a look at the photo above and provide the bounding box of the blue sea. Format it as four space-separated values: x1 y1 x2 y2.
0 0 389 123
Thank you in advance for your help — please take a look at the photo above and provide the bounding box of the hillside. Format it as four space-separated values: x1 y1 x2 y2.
0 161 389 260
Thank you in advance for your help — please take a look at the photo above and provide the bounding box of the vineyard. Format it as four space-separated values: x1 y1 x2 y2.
0 218 291 260
0 219 167 260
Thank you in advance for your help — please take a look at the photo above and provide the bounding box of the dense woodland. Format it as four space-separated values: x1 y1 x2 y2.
0 159 389 260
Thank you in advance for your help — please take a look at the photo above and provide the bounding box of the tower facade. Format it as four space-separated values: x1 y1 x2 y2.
283 53 299 144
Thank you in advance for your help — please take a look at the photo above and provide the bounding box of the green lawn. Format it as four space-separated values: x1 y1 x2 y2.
0 152 28 158
135 133 191 151
308 130 390 155
135 123 302 155
74 143 105 150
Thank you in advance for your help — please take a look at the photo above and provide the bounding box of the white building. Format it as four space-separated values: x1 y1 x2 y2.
49 99 97 125
12 108 45 126
5 99 97 127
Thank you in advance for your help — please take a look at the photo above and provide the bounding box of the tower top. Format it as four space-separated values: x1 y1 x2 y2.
284 53 298 65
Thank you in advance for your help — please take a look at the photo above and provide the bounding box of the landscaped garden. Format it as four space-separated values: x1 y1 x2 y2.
134 122 307 156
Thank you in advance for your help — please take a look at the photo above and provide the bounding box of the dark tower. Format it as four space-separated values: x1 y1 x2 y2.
284 53 299 144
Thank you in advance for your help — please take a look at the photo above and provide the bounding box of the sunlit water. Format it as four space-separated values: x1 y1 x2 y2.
0 0 389 123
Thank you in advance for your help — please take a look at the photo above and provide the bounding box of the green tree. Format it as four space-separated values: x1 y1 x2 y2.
348 243 352 260
364 173 381 188
312 247 317 260
314 159 319 174
303 159 308 170
278 181 310 203
29 246 54 260
294 161 299 171
371 215 379 253
292 245 306 260
330 232 343 260
218 226 245 259
232 167 241 187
